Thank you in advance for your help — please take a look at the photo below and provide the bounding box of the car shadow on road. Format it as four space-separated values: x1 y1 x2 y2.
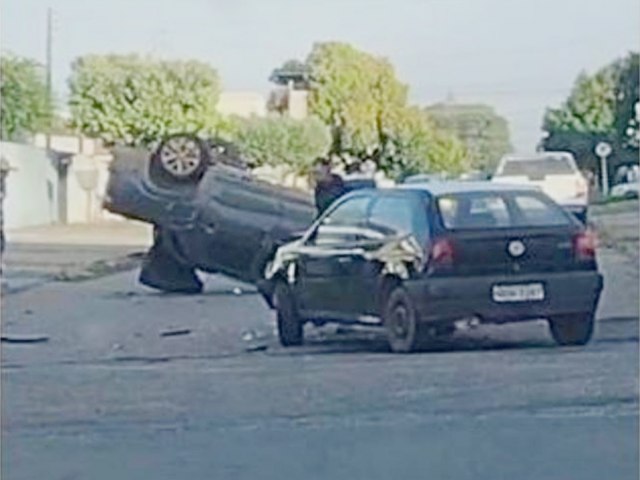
269 325 556 357
269 317 639 357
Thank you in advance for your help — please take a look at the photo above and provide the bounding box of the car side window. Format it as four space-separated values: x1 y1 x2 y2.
439 194 510 229
311 195 371 245
512 194 570 226
368 194 428 242
321 195 370 226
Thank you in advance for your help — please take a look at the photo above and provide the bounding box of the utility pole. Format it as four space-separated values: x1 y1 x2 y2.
45 7 53 151
45 7 68 224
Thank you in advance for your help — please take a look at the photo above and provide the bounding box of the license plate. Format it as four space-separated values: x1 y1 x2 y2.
492 283 545 303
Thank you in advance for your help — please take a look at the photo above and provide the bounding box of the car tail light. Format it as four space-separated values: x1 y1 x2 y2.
430 238 455 266
574 229 597 261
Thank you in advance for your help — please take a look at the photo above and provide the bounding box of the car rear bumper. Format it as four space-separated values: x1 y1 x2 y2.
405 270 603 324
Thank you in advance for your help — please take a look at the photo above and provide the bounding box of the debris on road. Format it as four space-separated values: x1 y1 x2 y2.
242 330 258 342
1 334 49 344
242 329 270 352
245 343 268 352
160 328 192 337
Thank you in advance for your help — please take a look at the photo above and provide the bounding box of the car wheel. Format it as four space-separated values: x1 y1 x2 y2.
151 134 208 184
274 282 303 347
548 313 594 346
383 287 427 353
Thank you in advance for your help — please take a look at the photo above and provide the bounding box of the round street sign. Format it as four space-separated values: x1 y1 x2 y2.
595 142 612 158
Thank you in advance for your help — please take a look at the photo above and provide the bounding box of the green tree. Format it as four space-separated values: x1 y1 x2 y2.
613 52 639 150
68 54 222 147
379 107 468 179
541 52 639 176
425 102 512 172
543 70 617 135
271 42 471 178
232 115 331 176
0 54 53 141
305 42 407 155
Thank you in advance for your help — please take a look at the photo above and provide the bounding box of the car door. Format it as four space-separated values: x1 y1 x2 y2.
357 192 430 316
295 194 373 318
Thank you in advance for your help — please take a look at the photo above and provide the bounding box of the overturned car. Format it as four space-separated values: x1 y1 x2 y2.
104 134 317 293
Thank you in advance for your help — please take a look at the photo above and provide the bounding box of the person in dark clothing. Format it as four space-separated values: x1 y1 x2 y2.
313 157 346 216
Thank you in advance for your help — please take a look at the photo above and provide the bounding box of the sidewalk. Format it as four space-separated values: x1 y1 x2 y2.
6 220 153 247
2 221 153 294
590 199 639 263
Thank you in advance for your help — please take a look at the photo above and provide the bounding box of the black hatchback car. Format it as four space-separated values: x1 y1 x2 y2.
262 182 604 352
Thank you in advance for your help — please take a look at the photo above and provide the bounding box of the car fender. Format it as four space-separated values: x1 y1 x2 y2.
363 234 425 280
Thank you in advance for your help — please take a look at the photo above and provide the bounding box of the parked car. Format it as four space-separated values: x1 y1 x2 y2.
342 174 377 193
261 181 603 352
402 173 448 184
103 134 317 293
610 164 639 200
458 170 491 181
492 152 589 223
610 179 640 200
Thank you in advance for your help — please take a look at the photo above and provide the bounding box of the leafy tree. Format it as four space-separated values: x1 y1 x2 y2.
613 52 639 150
305 42 407 155
425 103 512 172
379 107 468 179
271 42 471 178
68 54 222 147
543 70 617 135
541 52 639 178
232 115 331 176
0 54 53 141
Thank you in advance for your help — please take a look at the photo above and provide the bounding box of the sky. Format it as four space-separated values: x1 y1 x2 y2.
2 0 638 152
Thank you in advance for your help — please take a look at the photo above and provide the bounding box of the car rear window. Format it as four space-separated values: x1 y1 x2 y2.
497 157 575 177
437 192 572 229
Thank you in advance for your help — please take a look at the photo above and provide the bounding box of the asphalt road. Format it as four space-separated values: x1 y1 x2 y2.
2 245 638 480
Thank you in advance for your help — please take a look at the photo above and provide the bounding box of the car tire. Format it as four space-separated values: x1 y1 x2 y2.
383 287 427 353
548 313 594 346
274 282 303 347
139 231 203 294
150 134 209 185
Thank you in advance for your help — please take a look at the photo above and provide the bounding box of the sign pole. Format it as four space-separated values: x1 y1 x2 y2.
595 142 612 198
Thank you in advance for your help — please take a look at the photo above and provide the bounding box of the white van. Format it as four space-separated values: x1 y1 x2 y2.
492 152 588 223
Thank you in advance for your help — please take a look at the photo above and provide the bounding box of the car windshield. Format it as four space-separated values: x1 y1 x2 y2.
437 191 572 229
497 157 575 177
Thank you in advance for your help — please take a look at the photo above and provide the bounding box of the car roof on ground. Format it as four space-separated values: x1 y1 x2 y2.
396 181 540 196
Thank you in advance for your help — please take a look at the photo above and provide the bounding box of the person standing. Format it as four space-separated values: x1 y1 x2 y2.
313 157 346 216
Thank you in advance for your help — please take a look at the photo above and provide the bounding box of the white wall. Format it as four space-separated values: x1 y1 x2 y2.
66 153 115 223
217 91 267 118
1 142 59 229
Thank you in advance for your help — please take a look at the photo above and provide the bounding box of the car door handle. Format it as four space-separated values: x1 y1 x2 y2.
337 256 353 263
